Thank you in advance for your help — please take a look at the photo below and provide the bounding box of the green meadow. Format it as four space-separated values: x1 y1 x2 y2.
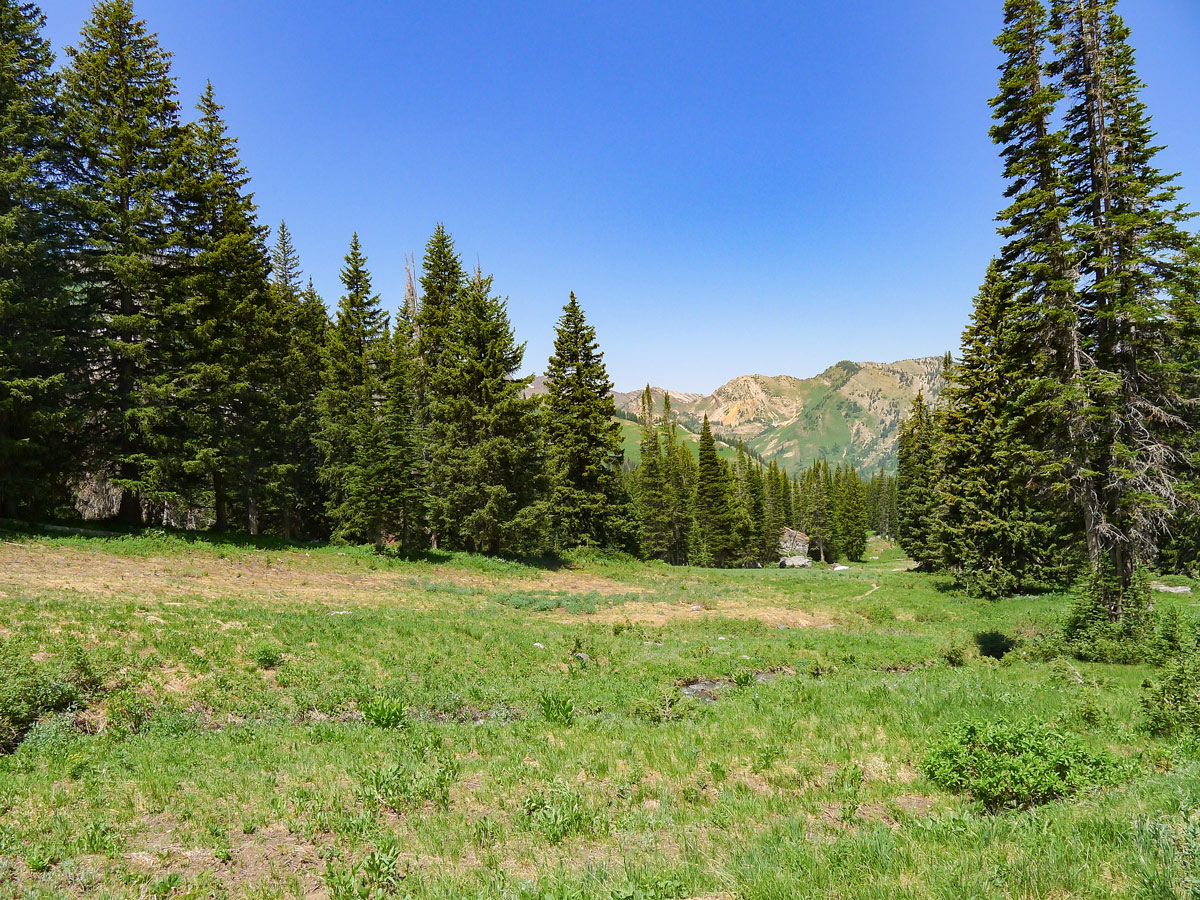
1 530 1197 900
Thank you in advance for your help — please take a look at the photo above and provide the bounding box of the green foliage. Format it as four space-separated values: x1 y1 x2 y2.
361 693 407 729
0 1 81 519
1061 567 1185 664
0 640 96 753
425 266 545 554
538 691 576 726
897 393 940 571
1142 650 1200 737
922 718 1130 811
61 0 185 525
521 782 605 844
358 736 460 812
542 293 628 551
249 643 283 670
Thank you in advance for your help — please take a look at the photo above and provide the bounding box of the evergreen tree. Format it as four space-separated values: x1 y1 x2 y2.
659 394 692 565
166 83 273 530
935 263 1072 597
426 269 544 554
61 0 184 524
986 0 1199 612
897 393 940 570
415 223 466 395
316 234 388 542
542 293 625 549
635 387 672 560
341 322 425 549
690 415 736 568
0 1 81 517
268 232 328 538
839 466 869 562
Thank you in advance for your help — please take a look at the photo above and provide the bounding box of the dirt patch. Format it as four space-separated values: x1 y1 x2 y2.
126 815 328 896
559 598 835 628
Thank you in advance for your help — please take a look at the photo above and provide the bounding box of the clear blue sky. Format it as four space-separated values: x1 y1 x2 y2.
45 1 1200 392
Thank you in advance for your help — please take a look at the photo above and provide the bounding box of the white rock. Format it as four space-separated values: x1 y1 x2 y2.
533 642 545 649
1153 584 1193 594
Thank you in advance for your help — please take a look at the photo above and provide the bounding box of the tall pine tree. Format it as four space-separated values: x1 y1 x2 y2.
0 1 81 518
62 0 184 524
542 293 625 549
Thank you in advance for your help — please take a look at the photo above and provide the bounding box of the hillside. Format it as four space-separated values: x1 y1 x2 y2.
534 357 947 473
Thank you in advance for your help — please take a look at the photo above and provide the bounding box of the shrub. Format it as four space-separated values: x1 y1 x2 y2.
731 668 757 689
249 643 284 669
361 693 407 729
1142 652 1200 736
0 639 93 753
1060 566 1189 665
921 718 1130 811
940 644 969 668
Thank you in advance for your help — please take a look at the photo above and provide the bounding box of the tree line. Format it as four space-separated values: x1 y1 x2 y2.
895 0 1199 611
630 390 895 568
2 0 897 564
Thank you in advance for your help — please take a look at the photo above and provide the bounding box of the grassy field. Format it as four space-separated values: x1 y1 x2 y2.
1 529 1198 900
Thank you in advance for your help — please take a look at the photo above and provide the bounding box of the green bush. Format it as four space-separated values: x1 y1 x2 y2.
0 639 96 753
249 643 284 669
1061 566 1188 665
358 738 459 812
922 718 1130 811
1142 652 1200 736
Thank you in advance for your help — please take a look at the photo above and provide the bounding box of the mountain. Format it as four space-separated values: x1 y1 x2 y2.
528 356 948 473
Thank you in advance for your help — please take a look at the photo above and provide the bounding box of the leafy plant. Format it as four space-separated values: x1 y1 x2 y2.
538 691 575 726
921 718 1130 811
361 693 407 729
250 643 284 669
358 740 459 812
522 782 604 844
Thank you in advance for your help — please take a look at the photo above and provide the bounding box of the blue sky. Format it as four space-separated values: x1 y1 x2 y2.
45 1 1200 392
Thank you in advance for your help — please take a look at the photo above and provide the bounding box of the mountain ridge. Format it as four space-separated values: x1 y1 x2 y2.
530 356 948 472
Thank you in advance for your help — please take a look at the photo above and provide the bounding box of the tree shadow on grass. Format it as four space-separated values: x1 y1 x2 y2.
0 519 570 571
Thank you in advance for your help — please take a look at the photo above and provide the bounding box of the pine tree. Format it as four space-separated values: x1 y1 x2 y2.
1048 0 1198 603
426 269 544 554
316 234 388 542
935 263 1072 597
839 466 869 562
267 231 328 538
415 223 466 396
897 393 940 570
542 293 625 549
61 0 184 525
635 387 672 560
165 82 273 530
0 1 81 518
658 394 692 565
691 415 736 568
985 0 1199 612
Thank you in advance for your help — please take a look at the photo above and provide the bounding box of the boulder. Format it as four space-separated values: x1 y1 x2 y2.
779 556 812 569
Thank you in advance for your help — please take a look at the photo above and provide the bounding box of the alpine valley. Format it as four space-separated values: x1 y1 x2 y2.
531 356 949 473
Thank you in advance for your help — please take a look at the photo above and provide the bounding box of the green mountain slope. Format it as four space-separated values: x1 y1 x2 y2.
611 357 947 473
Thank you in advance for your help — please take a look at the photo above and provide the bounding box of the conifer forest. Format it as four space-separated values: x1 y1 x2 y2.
2 2 1200 899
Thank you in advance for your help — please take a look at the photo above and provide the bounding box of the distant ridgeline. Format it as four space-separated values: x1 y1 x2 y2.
529 356 948 473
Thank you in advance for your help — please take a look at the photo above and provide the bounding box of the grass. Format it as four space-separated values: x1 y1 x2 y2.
0 528 1198 898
